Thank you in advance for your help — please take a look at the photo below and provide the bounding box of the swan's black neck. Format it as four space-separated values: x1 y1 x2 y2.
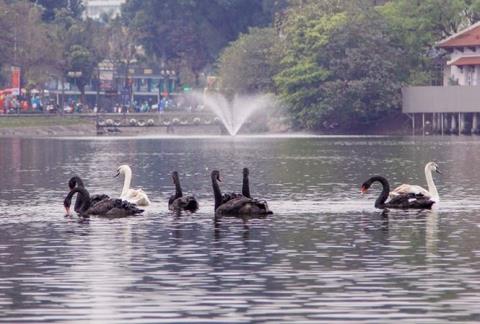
367 176 390 209
212 174 223 210
65 187 91 213
68 176 86 212
173 174 183 199
242 171 251 199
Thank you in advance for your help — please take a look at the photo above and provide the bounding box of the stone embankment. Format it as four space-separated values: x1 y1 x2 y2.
0 124 97 137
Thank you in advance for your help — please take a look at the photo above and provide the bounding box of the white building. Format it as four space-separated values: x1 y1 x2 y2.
83 0 126 20
438 22 480 86
402 22 480 136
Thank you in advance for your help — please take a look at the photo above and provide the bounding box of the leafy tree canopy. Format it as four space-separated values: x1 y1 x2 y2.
121 0 284 83
217 27 280 95
29 0 84 21
275 1 407 130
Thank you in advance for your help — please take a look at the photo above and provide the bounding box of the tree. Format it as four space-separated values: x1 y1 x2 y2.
217 27 280 95
30 0 84 21
106 17 143 88
121 0 280 85
275 2 406 130
50 9 107 104
0 1 55 89
380 0 480 85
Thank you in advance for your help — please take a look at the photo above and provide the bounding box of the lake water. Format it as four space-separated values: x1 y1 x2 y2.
1 135 479 323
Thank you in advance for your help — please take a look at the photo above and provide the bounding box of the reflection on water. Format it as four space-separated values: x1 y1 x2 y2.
1 136 480 323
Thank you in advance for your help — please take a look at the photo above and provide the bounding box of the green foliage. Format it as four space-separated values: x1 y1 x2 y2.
268 0 480 131
0 1 53 88
217 28 279 95
275 60 330 129
121 0 280 84
30 0 84 21
380 0 480 85
51 11 107 102
273 2 408 130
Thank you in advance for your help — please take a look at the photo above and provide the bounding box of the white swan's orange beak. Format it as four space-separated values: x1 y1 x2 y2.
114 171 120 178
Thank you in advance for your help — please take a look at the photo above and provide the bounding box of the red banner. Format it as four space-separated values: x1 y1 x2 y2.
11 66 20 90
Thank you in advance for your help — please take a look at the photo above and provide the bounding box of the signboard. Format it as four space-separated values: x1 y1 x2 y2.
99 70 114 90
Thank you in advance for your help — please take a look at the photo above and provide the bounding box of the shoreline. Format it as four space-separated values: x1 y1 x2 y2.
0 114 411 137
0 124 97 137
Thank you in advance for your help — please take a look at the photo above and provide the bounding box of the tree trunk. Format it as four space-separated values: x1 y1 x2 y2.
60 76 65 116
78 83 86 105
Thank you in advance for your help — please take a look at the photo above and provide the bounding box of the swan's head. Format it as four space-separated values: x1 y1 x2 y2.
172 171 179 184
115 165 131 177
211 170 222 182
64 194 73 215
360 181 371 194
360 177 378 193
68 177 77 190
243 168 249 177
426 162 441 174
68 176 84 190
360 176 389 194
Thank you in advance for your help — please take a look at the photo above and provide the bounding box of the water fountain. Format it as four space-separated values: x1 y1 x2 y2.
191 92 272 136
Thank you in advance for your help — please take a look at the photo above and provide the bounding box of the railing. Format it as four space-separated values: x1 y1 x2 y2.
95 112 221 128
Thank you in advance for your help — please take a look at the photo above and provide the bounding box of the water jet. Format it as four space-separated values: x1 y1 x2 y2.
191 92 272 136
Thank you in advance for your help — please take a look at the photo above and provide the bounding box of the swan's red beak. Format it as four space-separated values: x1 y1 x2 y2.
65 207 71 216
360 186 368 194
218 176 223 182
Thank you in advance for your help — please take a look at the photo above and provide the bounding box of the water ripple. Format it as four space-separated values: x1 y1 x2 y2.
0 136 480 323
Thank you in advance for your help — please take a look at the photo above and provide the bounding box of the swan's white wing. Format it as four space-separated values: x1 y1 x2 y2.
124 188 150 206
390 184 431 198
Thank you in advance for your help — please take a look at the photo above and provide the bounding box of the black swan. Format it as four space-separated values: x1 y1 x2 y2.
242 167 251 199
68 176 109 212
217 168 250 203
211 170 273 216
168 171 199 213
361 176 435 209
64 187 144 218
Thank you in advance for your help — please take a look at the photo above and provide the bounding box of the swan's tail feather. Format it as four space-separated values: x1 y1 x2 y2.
183 196 199 212
115 199 144 215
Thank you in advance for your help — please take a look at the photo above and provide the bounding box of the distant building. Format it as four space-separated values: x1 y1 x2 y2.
83 0 126 20
438 22 480 86
402 21 480 135
44 65 178 111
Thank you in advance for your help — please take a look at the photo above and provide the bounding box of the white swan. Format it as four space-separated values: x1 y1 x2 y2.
389 162 441 202
115 165 151 206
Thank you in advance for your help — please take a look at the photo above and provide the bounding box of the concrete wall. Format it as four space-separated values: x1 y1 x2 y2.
402 86 480 113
